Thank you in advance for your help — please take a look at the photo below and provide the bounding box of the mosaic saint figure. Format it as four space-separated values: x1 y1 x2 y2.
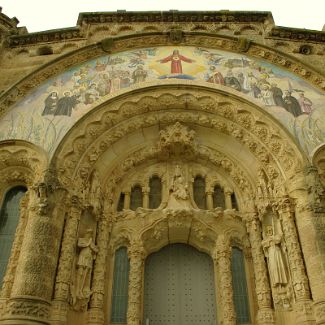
132 65 148 83
283 90 302 117
158 49 195 74
54 91 79 117
224 70 241 91
206 66 224 85
260 84 275 106
298 92 313 113
42 91 59 116
270 83 285 107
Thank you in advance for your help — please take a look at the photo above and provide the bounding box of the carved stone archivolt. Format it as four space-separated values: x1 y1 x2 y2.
52 86 305 200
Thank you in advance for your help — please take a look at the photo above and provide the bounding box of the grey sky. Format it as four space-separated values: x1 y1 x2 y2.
1 0 324 33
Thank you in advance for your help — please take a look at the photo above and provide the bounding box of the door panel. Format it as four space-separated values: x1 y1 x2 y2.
144 244 217 325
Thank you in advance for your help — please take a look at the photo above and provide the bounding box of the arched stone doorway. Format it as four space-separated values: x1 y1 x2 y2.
143 244 217 325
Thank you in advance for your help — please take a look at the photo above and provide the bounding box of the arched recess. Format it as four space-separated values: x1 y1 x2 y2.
46 82 316 325
0 140 48 298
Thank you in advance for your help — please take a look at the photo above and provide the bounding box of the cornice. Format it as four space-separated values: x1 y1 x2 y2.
268 26 325 43
8 27 85 47
77 10 272 25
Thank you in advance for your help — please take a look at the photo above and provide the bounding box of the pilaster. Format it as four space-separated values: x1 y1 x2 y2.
50 195 83 325
127 242 145 325
214 235 236 325
277 197 315 325
87 211 111 325
245 213 275 325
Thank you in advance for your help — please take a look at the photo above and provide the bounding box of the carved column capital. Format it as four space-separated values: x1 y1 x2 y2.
276 196 295 214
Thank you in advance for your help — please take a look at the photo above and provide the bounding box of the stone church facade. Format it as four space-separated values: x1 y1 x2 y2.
0 8 324 325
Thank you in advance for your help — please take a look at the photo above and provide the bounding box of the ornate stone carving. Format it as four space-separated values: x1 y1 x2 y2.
277 197 311 301
51 195 83 324
55 89 302 199
158 122 197 159
0 296 50 325
127 242 145 325
88 212 111 325
214 235 236 325
244 213 275 324
168 28 184 44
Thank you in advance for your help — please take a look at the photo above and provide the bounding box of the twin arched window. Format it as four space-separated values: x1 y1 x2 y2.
0 186 27 287
117 176 162 211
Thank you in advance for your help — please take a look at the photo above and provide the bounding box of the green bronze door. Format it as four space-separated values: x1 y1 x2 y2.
144 244 217 325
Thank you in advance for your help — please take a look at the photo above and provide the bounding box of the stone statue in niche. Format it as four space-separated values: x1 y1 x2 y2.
262 225 288 287
88 170 103 217
72 228 98 306
166 165 194 209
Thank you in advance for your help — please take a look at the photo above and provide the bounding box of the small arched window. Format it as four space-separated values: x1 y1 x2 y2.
130 185 143 210
213 185 225 209
111 247 129 323
193 176 206 209
149 176 162 209
0 186 27 286
231 192 239 210
231 247 250 324
117 193 125 212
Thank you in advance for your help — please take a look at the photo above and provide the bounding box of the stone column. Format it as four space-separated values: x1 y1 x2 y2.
50 195 83 325
124 191 131 210
277 197 315 325
224 188 233 210
127 242 145 325
206 190 214 210
0 177 67 325
245 213 275 325
214 235 236 325
142 187 149 209
87 211 111 325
